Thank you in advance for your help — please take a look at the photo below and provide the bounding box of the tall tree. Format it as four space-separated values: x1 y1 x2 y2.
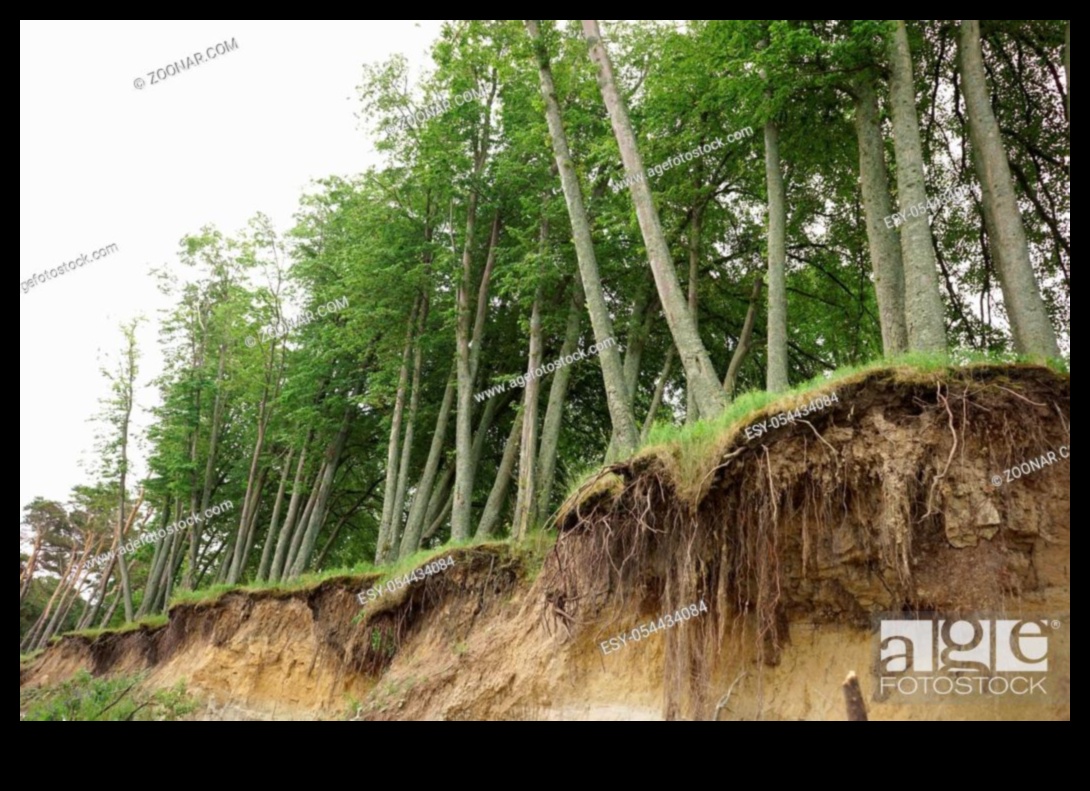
853 73 909 355
888 21 948 353
526 19 641 457
959 20 1062 361
582 20 729 420
764 115 790 392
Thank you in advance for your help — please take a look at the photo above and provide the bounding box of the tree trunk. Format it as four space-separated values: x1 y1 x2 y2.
854 74 909 356
257 449 294 582
270 435 312 583
399 372 456 559
185 343 228 590
20 534 43 606
424 465 455 539
284 463 324 577
889 20 948 353
40 535 94 646
375 300 420 562
623 277 656 403
581 19 728 420
606 283 656 460
23 550 77 651
290 407 352 577
477 410 524 540
237 467 268 579
81 492 141 630
724 278 763 399
229 340 281 584
97 587 121 629
452 99 497 545
535 279 584 519
641 348 675 443
137 497 174 616
116 375 136 622
423 492 455 544
512 286 544 540
527 19 641 457
383 298 429 563
764 118 790 393
686 206 703 422
959 20 1062 360
157 520 187 612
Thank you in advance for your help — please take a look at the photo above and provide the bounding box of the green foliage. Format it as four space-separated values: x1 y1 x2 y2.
21 671 198 721
20 20 1069 641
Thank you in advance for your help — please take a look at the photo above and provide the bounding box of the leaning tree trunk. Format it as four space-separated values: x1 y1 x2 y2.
527 19 640 457
23 550 77 651
536 278 584 519
185 342 228 591
854 73 909 356
382 298 429 563
641 348 675 443
256 449 293 582
376 300 419 562
137 497 174 616
20 534 44 607
476 410 524 540
582 19 728 420
724 278 763 399
270 434 312 583
399 373 456 559
284 464 324 577
889 20 948 353
959 20 1062 360
583 20 727 418
290 407 352 577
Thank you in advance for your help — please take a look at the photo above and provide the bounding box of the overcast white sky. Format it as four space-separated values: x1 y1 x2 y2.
20 20 443 519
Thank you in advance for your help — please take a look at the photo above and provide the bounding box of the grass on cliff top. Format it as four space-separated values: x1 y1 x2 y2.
563 350 1068 508
56 614 169 643
166 539 517 611
50 536 550 645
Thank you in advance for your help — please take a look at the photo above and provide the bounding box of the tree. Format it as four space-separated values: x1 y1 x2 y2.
888 21 948 353
958 20 1061 361
526 19 641 457
582 20 729 420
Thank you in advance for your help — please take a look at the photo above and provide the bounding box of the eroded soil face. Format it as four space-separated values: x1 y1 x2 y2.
22 367 1070 721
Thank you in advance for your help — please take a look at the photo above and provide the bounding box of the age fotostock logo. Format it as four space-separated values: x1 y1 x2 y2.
878 616 1061 701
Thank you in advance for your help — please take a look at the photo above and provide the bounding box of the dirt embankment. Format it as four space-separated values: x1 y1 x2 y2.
22 365 1070 720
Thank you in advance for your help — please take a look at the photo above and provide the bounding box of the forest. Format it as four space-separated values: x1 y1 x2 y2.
21 20 1070 655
